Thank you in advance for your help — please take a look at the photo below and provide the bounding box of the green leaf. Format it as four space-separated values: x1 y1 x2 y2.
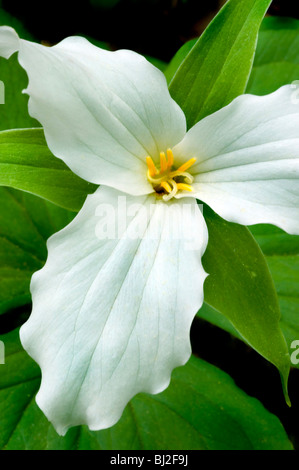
199 225 299 373
0 128 97 211
0 187 73 316
164 38 196 85
197 301 241 340
0 53 39 131
202 206 291 402
247 16 299 95
168 0 272 127
0 329 292 450
250 225 299 369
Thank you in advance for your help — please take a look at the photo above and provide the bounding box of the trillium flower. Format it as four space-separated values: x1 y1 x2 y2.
1 25 299 436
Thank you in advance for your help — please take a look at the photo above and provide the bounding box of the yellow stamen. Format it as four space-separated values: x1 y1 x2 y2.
160 151 167 173
146 149 196 201
166 148 174 168
160 181 172 193
176 158 197 173
146 156 157 177
176 183 193 192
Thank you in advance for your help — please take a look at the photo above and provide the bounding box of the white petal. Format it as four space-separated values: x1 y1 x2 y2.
173 86 299 234
0 27 186 194
20 187 208 435
0 26 19 59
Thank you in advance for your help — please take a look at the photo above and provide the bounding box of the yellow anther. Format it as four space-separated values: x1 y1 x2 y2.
176 183 193 192
166 148 174 168
176 157 197 173
160 181 172 193
146 156 157 177
160 151 167 173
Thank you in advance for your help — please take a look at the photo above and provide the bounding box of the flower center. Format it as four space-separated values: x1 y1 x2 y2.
146 148 196 201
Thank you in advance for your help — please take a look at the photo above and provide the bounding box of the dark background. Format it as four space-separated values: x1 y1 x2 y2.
2 0 299 60
1 0 299 450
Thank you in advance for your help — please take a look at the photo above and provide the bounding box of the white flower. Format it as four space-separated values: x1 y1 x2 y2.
0 26 299 435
